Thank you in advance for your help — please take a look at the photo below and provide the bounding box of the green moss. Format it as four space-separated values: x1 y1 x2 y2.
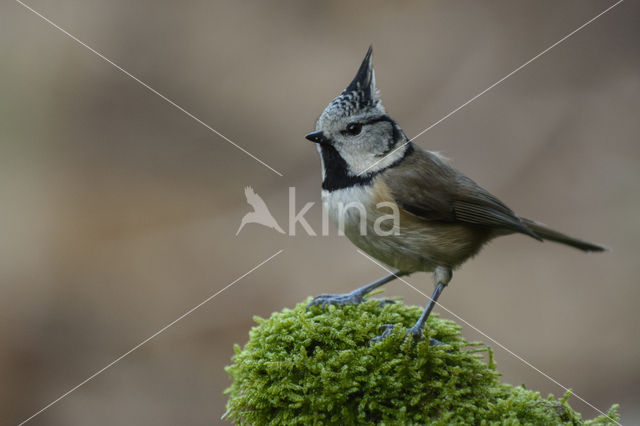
224 299 619 425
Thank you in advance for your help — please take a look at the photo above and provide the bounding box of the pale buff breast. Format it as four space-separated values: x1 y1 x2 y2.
322 177 491 272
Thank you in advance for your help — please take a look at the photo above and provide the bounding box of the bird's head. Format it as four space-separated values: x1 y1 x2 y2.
306 46 409 179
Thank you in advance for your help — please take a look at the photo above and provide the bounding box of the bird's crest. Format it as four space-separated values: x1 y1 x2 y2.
325 46 384 119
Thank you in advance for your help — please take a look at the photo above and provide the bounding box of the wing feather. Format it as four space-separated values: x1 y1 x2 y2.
385 146 541 240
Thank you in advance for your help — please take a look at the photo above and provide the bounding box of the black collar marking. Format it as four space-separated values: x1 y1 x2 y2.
320 141 414 191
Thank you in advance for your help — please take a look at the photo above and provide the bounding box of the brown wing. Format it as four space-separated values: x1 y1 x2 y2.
384 146 541 240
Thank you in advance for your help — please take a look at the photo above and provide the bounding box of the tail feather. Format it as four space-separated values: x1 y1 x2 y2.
520 218 608 252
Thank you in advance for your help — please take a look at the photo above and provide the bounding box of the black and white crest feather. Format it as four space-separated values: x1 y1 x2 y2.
326 46 382 118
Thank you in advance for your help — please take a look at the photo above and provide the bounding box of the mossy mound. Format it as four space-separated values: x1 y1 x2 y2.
224 298 619 425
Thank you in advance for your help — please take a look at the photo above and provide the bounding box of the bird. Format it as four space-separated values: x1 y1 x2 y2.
305 46 607 344
236 186 285 235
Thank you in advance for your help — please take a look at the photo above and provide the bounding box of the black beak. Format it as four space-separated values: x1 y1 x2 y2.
305 131 330 145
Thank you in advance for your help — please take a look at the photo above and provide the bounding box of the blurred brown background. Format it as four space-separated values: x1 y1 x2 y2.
1 0 639 424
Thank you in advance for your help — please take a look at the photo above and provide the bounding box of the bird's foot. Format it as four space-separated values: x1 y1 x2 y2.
307 291 395 310
369 297 396 307
307 291 363 310
370 323 443 346
405 324 424 340
369 323 396 344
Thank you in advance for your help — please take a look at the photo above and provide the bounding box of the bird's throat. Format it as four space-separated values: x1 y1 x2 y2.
319 144 375 191
319 143 414 192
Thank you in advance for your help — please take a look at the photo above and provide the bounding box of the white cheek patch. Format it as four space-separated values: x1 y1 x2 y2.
339 144 406 176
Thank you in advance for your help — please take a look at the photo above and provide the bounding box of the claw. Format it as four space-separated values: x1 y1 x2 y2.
306 291 364 311
369 323 396 344
370 298 396 307
370 323 444 346
405 325 423 340
379 323 395 333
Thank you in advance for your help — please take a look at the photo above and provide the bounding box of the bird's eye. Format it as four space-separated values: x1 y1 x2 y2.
343 122 362 136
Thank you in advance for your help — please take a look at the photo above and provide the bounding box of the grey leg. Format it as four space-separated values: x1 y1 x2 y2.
371 266 452 344
307 271 408 310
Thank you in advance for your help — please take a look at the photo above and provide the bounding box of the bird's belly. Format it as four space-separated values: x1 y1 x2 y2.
348 230 435 272
322 187 436 272
322 187 488 272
